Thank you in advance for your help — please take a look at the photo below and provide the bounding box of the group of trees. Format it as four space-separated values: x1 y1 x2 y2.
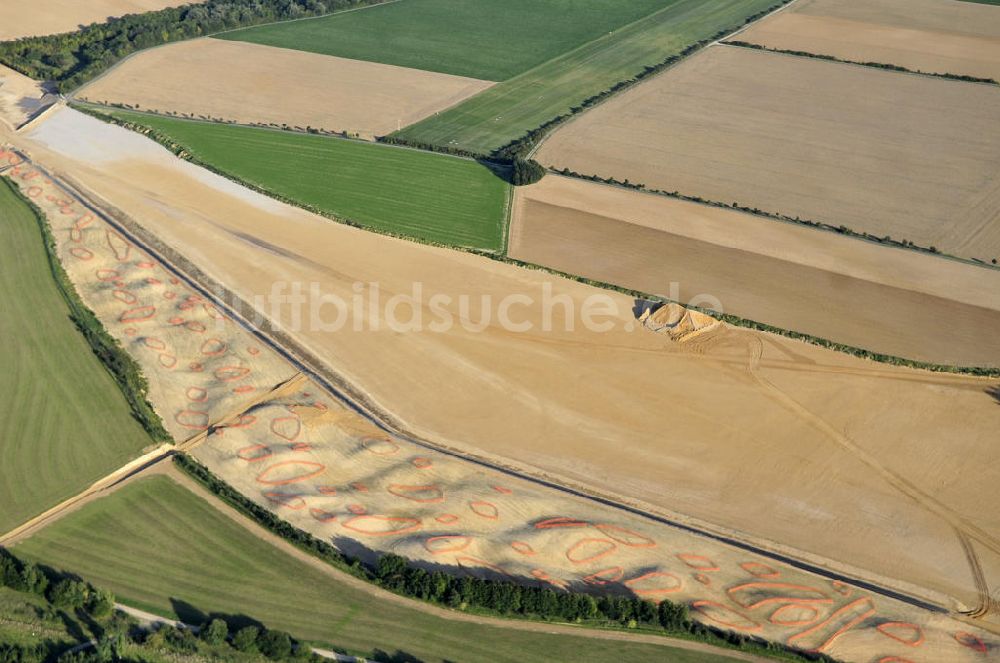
0 0 387 91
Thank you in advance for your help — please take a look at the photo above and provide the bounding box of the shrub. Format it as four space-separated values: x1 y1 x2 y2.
232 625 260 652
258 629 294 660
510 159 546 186
201 617 230 645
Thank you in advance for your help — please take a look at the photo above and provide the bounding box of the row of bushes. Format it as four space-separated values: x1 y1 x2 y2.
174 454 842 663
492 0 796 162
4 179 171 442
725 40 1000 86
0 0 389 92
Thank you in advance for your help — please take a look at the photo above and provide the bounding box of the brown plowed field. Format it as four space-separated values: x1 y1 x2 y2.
76 39 495 139
536 46 1000 263
509 175 1000 367
736 0 1000 82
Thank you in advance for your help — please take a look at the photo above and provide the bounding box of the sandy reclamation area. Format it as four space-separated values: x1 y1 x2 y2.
509 175 1000 367
735 0 1000 82
76 38 496 139
10 107 1000 626
536 45 1000 263
0 0 186 40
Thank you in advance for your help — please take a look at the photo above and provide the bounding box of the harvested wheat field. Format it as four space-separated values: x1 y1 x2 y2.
510 175 1000 368
536 45 1000 263
735 0 1000 81
10 108 1000 645
76 39 495 139
0 0 185 41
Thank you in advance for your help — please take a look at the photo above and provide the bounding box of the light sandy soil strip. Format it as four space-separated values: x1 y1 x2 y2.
0 0 187 40
7 107 1000 651
536 45 1000 263
735 0 1000 82
509 175 1000 367
0 65 53 131
76 38 496 139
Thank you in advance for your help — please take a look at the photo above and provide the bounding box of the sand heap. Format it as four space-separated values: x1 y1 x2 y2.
640 303 720 342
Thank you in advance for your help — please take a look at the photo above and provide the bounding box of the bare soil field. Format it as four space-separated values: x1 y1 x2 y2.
510 175 1000 368
0 0 185 41
76 39 495 139
536 46 1000 263
10 109 1000 649
735 0 1000 81
0 65 51 130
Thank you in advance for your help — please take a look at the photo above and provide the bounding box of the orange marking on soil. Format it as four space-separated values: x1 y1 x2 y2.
530 568 568 589
289 442 311 452
233 385 255 394
876 622 924 647
169 277 180 285
105 229 131 261
347 504 367 514
186 386 208 403
692 601 762 632
175 410 209 430
694 573 712 586
878 657 914 663
786 598 876 653
677 553 719 571
350 482 369 493
435 514 458 524
189 362 204 372
727 582 832 610
248 346 261 356
534 517 589 529
142 337 167 351
146 277 162 286
830 580 852 597
456 556 509 577
119 306 156 323
168 316 184 325
510 541 536 556
741 562 780 578
26 185 42 198
232 414 257 428
313 401 328 411
425 535 472 555
263 492 306 510
310 508 337 523
361 435 399 456
770 604 820 627
411 456 432 469
566 538 617 565
468 501 499 520
69 226 83 243
388 484 444 503
270 416 302 442
583 566 624 586
624 571 682 596
136 261 155 269
214 366 250 382
237 444 272 462
113 280 125 288
201 338 228 356
95 268 120 282
491 485 513 495
69 247 93 261
112 289 138 305
954 631 987 654
256 460 326 486
185 320 206 333
158 353 177 369
124 328 137 336
316 485 338 496
342 515 421 537
595 524 655 548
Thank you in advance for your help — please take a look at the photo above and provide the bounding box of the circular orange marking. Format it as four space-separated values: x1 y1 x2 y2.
456 556 509 577
119 306 156 323
158 353 177 369
233 385 255 394
168 316 184 325
425 535 472 555
624 571 683 596
175 410 209 430
146 277 162 286
142 337 167 351
510 541 536 555
830 579 852 596
248 346 261 356
491 485 513 495
954 631 986 654
595 524 655 548
263 492 306 510
214 366 250 382
232 414 256 428
237 444 272 462
69 247 93 260
186 386 208 403
692 601 761 632
347 504 367 514
310 508 337 523
677 553 719 571
270 416 302 442
694 573 712 586
136 261 155 269
362 436 399 456
583 566 624 586
741 562 780 578
316 485 338 496
289 442 311 452
388 484 444 503
342 515 421 537
435 514 458 524
535 517 588 529
189 362 204 372
770 604 820 627
123 328 137 336
185 320 206 333
95 268 120 282
350 482 369 492
200 338 228 356
566 538 617 565
877 622 924 647
878 658 914 663
256 460 326 486
411 456 432 469
113 289 138 305
468 501 499 520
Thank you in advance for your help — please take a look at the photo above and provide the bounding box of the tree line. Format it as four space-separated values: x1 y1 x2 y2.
0 0 388 92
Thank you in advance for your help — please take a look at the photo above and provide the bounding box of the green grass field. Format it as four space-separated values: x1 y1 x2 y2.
395 0 784 155
104 110 509 251
0 179 153 535
216 0 671 81
15 476 740 662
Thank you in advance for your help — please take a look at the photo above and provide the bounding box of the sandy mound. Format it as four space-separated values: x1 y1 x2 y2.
640 303 720 341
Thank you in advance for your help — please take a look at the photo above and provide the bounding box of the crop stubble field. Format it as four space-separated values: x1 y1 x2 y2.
105 109 509 251
0 0 185 41
735 0 1000 81
537 45 1000 262
509 175 1000 368
394 0 784 154
14 475 739 663
0 177 152 534
75 39 496 140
